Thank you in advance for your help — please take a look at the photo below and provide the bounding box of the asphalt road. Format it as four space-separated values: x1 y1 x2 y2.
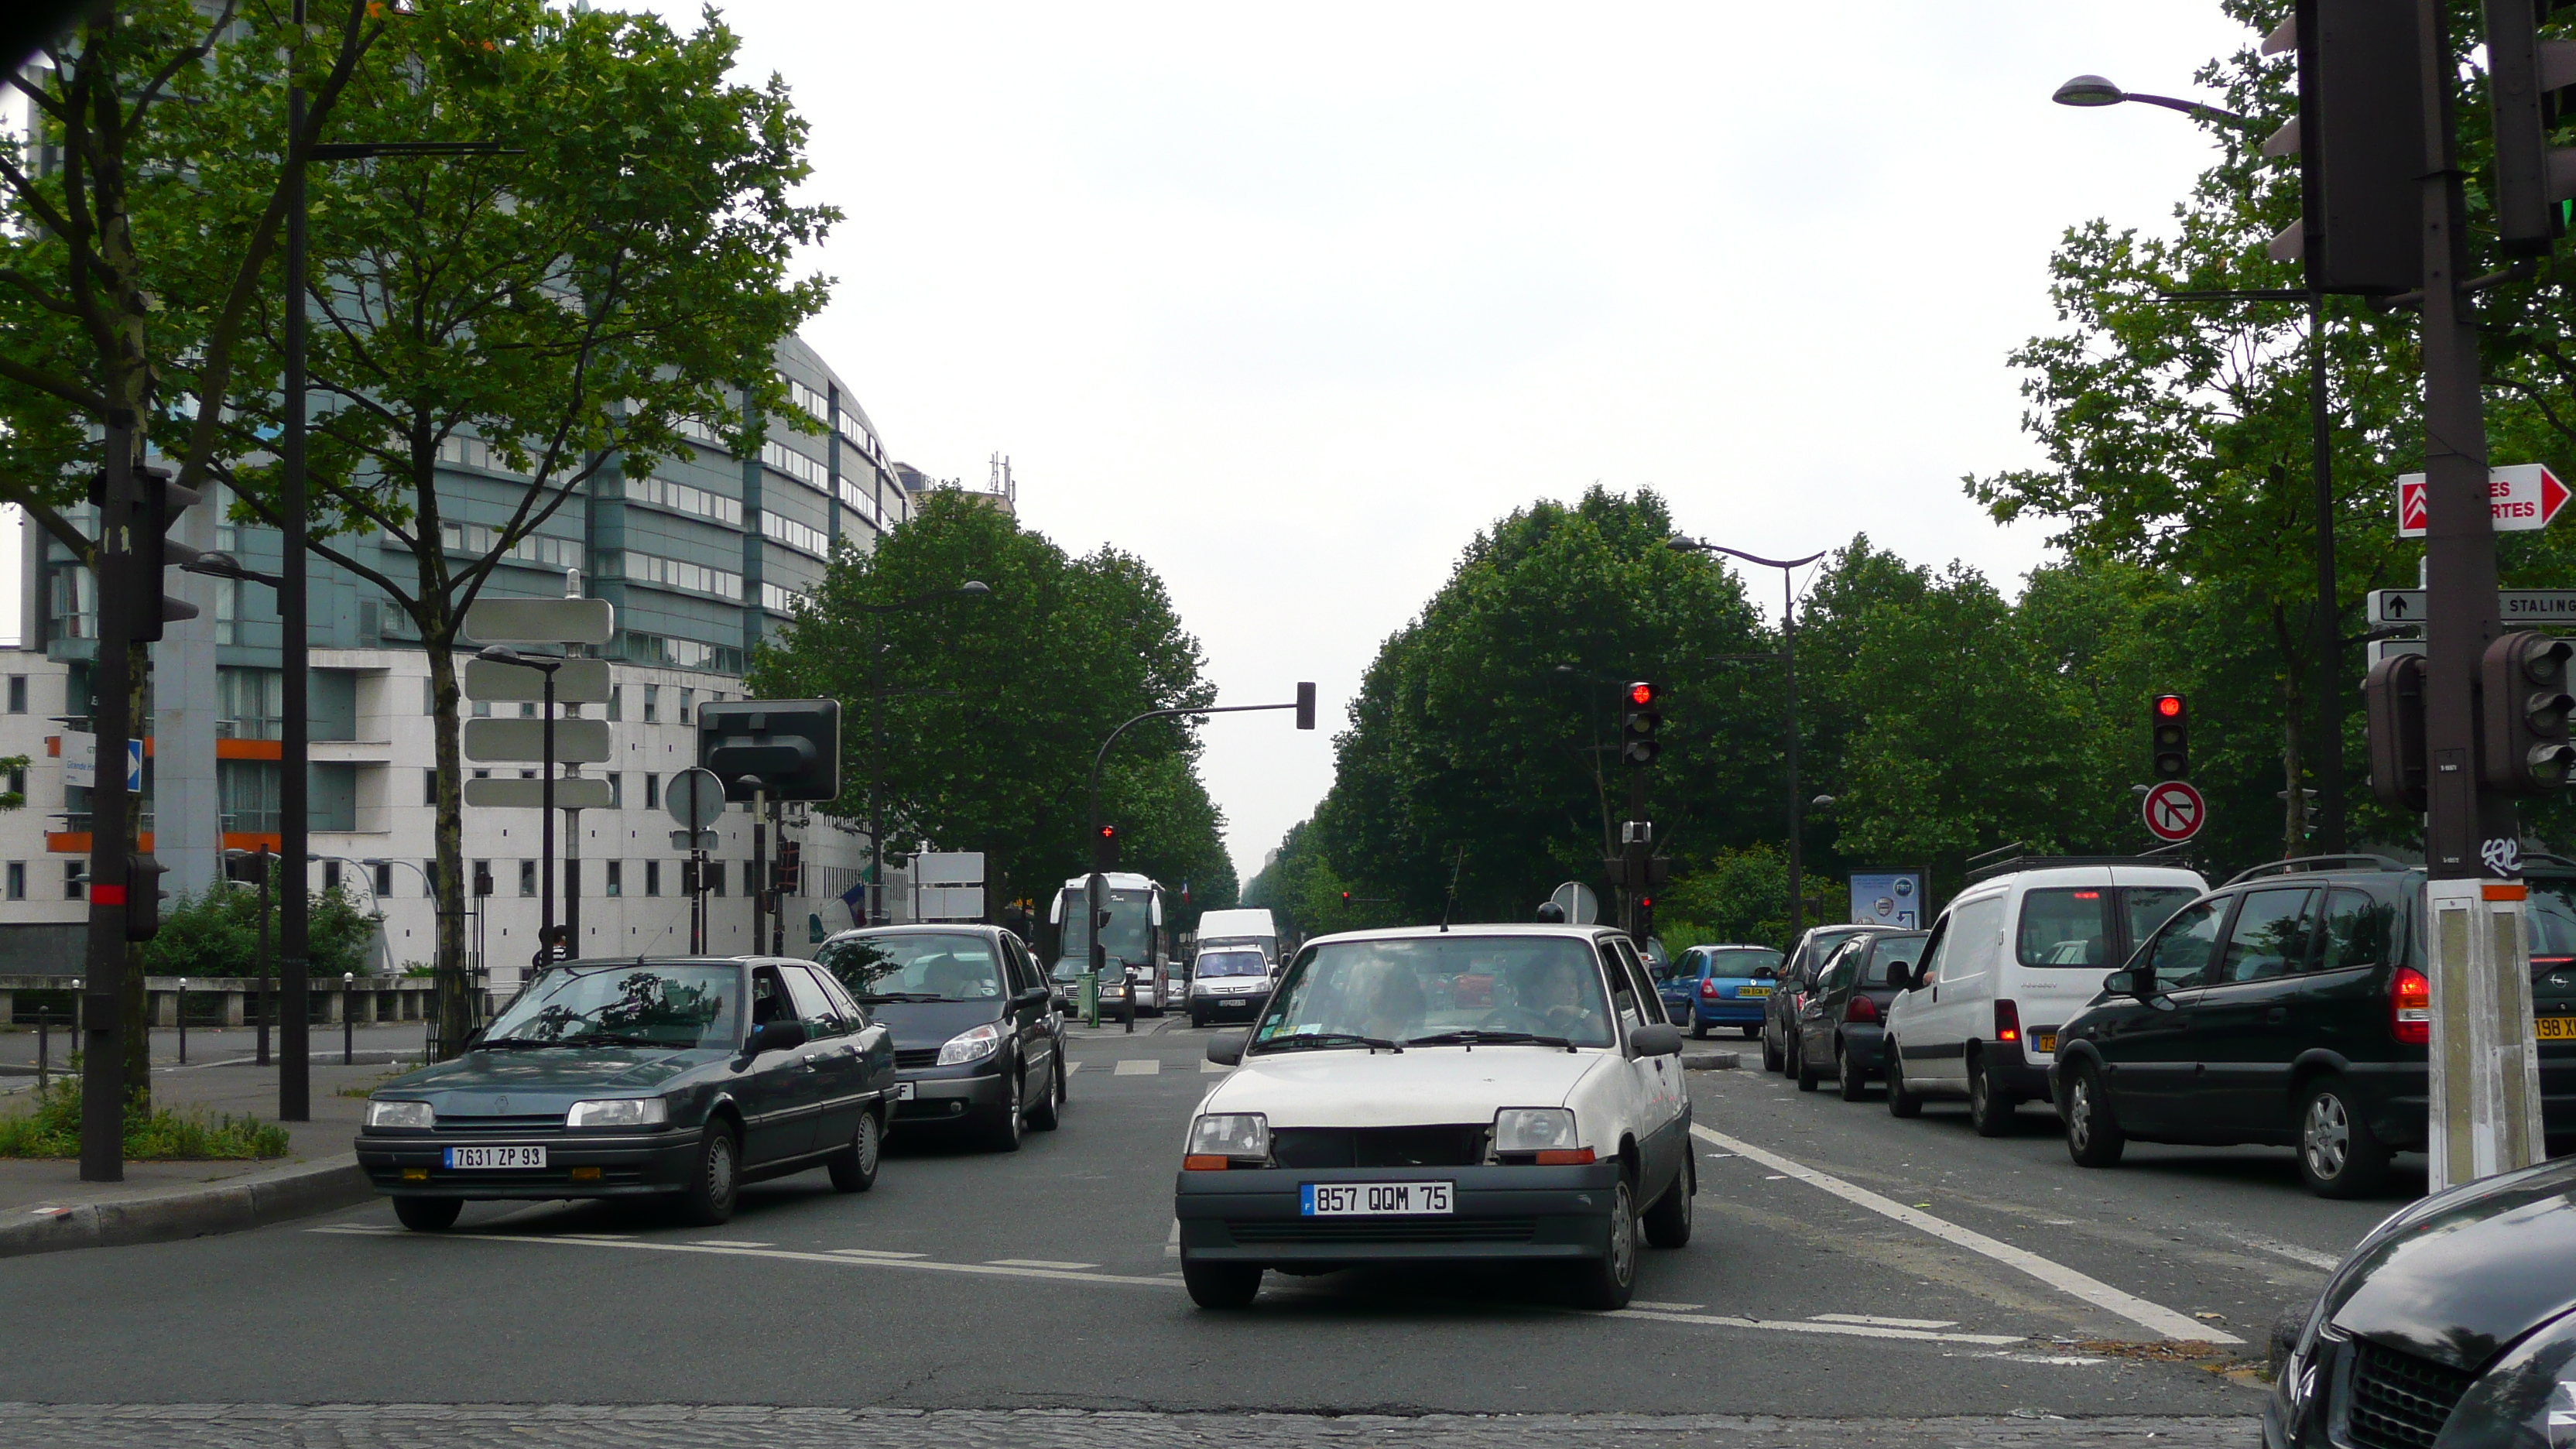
0 1015 2378 1433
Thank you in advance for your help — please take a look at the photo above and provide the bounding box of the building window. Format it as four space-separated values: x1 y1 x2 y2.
519 860 537 897
645 773 660 810
710 862 726 898
472 768 491 779
473 699 491 718
425 859 441 895
216 668 284 740
5 675 25 713
642 685 659 724
322 859 341 892
423 770 437 806
519 701 536 719
605 861 623 898
5 862 22 901
373 862 393 896
423 677 437 714
564 859 580 901
219 759 281 835
5 764 22 800
613 550 744 601
65 862 84 900
473 860 493 897
679 687 694 723
645 860 661 897
606 685 622 721
608 773 623 809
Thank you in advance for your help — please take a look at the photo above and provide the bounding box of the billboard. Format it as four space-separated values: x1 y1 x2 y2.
1847 869 1925 930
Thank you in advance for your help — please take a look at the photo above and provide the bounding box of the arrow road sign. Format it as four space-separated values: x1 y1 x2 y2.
2395 463 2571 538
2366 588 2576 625
461 717 611 764
2141 779 2207 844
463 776 613 810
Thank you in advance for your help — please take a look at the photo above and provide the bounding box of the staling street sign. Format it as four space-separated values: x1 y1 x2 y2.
2365 589 2576 625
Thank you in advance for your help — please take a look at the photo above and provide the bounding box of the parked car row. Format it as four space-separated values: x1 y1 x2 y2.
355 923 1067 1230
1761 854 2576 1200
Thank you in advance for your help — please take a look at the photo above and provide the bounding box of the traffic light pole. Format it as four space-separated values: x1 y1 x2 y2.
279 50 310 1122
79 411 138 1183
751 788 767 954
2410 0 2543 1189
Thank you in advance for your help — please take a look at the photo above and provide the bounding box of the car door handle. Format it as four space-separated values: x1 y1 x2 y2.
799 1053 820 1071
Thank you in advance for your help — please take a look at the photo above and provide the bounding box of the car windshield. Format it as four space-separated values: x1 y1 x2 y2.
484 963 738 1049
2122 886 2201 946
1703 947 1782 978
2528 879 2576 957
1254 935 1614 1050
1197 950 1266 978
815 933 1003 1002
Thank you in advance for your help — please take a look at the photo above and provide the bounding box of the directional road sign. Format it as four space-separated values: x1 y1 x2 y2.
2366 588 2576 626
670 829 720 852
462 597 615 646
2395 463 2571 538
461 717 611 764
463 776 613 810
463 656 611 704
1549 880 1601 926
2141 780 2207 844
666 766 726 832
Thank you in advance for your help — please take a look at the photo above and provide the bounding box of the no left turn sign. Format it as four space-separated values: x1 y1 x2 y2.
2141 780 2206 844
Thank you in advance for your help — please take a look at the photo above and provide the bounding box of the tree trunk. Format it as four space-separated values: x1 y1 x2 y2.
2274 605 2307 862
426 633 471 1057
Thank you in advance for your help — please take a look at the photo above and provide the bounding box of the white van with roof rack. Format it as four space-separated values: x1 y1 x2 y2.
1880 855 2207 1136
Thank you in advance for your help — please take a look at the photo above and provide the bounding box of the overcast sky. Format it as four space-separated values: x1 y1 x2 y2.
4 2 2258 886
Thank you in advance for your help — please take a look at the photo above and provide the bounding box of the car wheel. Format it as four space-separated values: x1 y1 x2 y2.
1690 1019 1709 1040
392 1196 461 1231
1057 1041 1070 1103
2064 1061 2125 1168
1885 1046 1923 1118
1182 1256 1262 1309
2298 1075 2389 1199
1838 1040 1869 1101
1027 1057 1062 1132
1793 1035 1820 1092
984 1069 1026 1153
1741 1025 1761 1040
1968 1053 2016 1137
1762 1025 1784 1074
676 1121 740 1227
827 1108 882 1192
1642 1153 1694 1249
1571 1176 1639 1310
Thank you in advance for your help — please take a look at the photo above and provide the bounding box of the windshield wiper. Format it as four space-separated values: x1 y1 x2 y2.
1403 1029 1577 1052
557 1033 675 1049
853 992 942 1003
1253 1031 1401 1053
474 1036 565 1051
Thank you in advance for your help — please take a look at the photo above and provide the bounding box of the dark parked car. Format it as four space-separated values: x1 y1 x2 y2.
2265 1153 2576 1448
815 925 1066 1153
2050 855 2576 1198
1656 944 1784 1040
1762 925 1874 1074
1791 929 1927 1098
357 956 896 1231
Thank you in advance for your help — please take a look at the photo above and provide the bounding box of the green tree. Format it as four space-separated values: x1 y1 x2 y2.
142 872 379 981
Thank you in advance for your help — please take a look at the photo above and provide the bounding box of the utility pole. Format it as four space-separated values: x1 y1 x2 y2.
279 13 310 1122
79 412 138 1182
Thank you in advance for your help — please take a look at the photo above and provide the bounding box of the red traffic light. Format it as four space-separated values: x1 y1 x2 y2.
1627 681 1656 707
1096 824 1117 840
2154 694 2185 719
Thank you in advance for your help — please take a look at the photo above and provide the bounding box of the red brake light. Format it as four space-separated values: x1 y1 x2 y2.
1994 999 2022 1044
2071 890 2101 900
2392 967 2430 1045
1844 994 1879 1025
1535 1148 1597 1166
1699 978 1719 999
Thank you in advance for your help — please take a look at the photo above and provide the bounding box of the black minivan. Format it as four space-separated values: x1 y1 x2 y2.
2050 855 2576 1197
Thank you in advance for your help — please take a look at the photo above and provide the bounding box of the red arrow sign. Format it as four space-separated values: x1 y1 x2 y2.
2396 464 2567 537
2399 478 2429 534
2141 780 2206 844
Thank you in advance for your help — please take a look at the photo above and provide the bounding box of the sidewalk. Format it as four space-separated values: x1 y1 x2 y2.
0 1021 429 1073
0 1057 414 1256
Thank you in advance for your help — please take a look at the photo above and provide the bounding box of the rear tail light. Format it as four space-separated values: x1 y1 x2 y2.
2392 967 2430 1045
1700 978 1720 1000
1994 999 2022 1045
1844 994 1879 1025
1533 1148 1596 1166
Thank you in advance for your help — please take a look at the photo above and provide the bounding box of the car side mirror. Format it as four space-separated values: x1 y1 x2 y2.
1206 1033 1246 1067
1753 966 1778 981
1886 962 1916 989
1012 985 1050 1009
1629 1023 1684 1057
1902 965 1927 992
2102 969 2144 997
750 1019 807 1053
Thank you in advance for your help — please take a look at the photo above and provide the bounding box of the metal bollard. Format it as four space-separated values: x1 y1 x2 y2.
36 1010 50 1092
343 972 355 1065
178 976 188 1066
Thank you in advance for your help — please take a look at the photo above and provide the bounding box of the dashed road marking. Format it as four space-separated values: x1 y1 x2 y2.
1200 1060 1230 1074
828 1247 928 1259
1114 1059 1160 1076
1601 1307 2022 1346
2215 1228 2343 1271
986 1258 1098 1269
1814 1313 1961 1329
1064 1062 1083 1077
1627 1300 1705 1313
690 1239 773 1249
1165 1218 1180 1258
1690 1122 2241 1345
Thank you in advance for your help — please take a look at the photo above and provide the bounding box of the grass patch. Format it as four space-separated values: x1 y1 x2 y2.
0 1077 291 1160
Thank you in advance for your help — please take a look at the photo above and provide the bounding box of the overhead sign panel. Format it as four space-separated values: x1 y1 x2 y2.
2395 464 2571 538
462 776 614 810
463 656 612 704
914 851 985 886
1847 870 1924 930
461 717 611 764
2365 589 2576 625
462 597 615 646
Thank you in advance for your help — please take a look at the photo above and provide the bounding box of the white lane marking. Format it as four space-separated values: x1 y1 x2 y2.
1164 1218 1181 1259
1115 1059 1160 1076
1200 1060 1229 1074
555 1232 636 1241
1064 1062 1083 1077
1992 1351 2108 1365
690 1239 772 1249
1814 1313 1960 1329
986 1258 1097 1269
1627 1300 1706 1313
2215 1229 2343 1271
827 1248 927 1259
313 1229 1184 1286
1602 1307 2022 1346
1689 1123 2242 1345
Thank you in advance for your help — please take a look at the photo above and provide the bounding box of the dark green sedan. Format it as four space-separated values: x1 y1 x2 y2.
355 956 897 1231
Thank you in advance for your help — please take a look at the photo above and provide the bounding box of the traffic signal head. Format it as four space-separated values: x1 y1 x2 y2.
1296 681 1317 731
2478 0 2576 254
697 699 841 803
2261 0 2425 295
124 853 170 942
1092 824 1119 871
1622 680 1663 769
91 465 205 644
2482 632 2576 793
2150 694 2189 780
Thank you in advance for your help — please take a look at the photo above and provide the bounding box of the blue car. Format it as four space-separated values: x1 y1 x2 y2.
1658 944 1786 1040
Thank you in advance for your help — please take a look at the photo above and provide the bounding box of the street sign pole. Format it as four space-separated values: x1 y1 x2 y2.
2411 0 2543 1190
751 788 766 954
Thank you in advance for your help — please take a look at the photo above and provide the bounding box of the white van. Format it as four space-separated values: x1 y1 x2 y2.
1882 859 2206 1135
1192 908 1280 971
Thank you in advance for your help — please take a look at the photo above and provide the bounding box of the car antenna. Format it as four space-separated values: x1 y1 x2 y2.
1440 847 1465 932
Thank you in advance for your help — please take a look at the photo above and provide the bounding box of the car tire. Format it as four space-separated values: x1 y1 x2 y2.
1057 1043 1070 1104
2297 1075 2389 1199
1571 1177 1639 1310
1968 1053 2016 1137
1741 1025 1762 1040
1189 1009 1204 1029
2063 1061 2126 1168
1690 1019 1709 1040
1886 1047 1923 1118
1793 1036 1820 1092
392 1196 461 1231
1182 1256 1262 1309
1642 1154 1694 1249
1027 1057 1062 1132
827 1108 882 1192
1762 1026 1784 1074
1838 1040 1869 1101
985 1069 1026 1153
676 1121 740 1227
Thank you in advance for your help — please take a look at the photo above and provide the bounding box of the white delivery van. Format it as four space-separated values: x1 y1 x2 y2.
1193 908 1280 972
1882 858 2206 1136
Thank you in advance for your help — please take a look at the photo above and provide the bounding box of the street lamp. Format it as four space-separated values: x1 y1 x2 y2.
1667 535 1828 938
855 582 991 924
476 646 564 946
2052 70 2346 854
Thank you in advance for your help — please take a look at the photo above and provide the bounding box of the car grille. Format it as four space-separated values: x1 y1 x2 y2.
894 1048 943 1070
1270 1125 1488 1169
1227 1218 1536 1245
2345 1339 2476 1449
430 1114 564 1133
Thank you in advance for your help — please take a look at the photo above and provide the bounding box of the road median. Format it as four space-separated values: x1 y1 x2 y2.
0 1153 372 1259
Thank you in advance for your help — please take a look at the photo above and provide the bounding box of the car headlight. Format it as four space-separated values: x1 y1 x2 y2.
1101 982 1127 997
1494 1106 1592 1163
2433 1307 2576 1447
566 1098 668 1129
365 1098 434 1129
1184 1112 1269 1167
937 1021 1004 1066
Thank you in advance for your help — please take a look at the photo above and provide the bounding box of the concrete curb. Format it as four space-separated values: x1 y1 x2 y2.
0 1153 373 1260
1681 1051 1740 1071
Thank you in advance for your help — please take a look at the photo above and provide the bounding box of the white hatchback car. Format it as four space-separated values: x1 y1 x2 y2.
1173 924 1693 1310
